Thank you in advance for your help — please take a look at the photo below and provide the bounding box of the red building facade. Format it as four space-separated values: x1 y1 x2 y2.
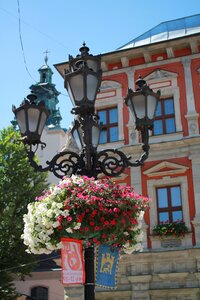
16 15 200 300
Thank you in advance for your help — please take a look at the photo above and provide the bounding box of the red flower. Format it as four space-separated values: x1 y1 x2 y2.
91 210 97 217
111 219 116 226
93 238 100 244
131 218 138 225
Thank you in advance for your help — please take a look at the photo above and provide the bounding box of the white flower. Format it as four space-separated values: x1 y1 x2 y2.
61 210 69 217
52 221 60 228
74 223 81 230
138 211 144 221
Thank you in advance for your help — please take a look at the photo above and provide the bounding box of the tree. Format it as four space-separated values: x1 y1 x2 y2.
0 126 48 299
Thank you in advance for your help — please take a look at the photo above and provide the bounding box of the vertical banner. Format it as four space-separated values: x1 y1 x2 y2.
96 244 120 289
61 238 85 285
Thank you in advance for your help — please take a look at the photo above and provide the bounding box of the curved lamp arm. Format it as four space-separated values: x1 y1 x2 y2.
24 133 150 179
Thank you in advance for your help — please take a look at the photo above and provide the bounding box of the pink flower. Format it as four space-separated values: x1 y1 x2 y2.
57 216 63 223
67 216 72 222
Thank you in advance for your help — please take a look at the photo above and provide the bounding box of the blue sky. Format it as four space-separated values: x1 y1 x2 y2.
1 0 200 130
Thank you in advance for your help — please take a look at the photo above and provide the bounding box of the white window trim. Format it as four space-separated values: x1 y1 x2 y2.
143 69 183 142
96 81 124 147
147 175 191 233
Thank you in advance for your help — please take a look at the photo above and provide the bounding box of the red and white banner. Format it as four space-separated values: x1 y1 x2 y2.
61 238 85 285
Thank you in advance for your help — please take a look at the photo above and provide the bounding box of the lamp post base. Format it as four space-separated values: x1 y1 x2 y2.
84 245 95 300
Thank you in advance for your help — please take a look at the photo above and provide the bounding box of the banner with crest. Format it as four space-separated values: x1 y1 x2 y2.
61 238 85 285
96 244 120 288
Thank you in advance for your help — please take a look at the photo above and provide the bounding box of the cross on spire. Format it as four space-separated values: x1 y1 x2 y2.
44 50 50 64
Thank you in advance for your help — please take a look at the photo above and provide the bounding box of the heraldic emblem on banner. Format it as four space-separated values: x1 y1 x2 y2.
61 238 85 285
96 244 120 288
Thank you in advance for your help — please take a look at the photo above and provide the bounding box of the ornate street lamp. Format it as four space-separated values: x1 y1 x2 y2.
13 44 160 300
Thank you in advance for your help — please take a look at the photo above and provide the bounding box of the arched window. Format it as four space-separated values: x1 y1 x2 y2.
31 286 48 300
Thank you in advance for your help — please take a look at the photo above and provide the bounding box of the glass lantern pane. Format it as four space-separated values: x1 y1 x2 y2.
92 125 100 147
109 108 118 123
38 111 48 135
99 129 107 144
171 186 181 207
28 108 40 132
157 188 168 208
172 211 183 222
72 129 83 150
87 59 99 72
16 109 26 134
159 212 169 223
166 118 176 133
109 127 118 142
67 82 75 106
147 94 158 119
131 94 145 119
69 74 84 102
87 74 98 101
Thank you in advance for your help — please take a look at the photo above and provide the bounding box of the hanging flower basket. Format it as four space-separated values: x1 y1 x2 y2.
22 175 150 255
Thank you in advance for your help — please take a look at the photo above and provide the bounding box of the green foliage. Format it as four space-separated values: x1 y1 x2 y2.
153 221 189 238
0 126 48 298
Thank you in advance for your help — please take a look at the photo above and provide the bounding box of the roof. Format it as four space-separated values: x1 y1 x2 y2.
119 14 200 50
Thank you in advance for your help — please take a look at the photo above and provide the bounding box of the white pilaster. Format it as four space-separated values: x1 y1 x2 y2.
190 154 200 245
182 57 199 135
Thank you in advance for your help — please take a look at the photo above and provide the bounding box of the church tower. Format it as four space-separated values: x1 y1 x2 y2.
30 51 62 128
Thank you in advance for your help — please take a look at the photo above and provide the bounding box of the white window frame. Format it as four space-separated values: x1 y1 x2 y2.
96 80 124 149
147 175 191 233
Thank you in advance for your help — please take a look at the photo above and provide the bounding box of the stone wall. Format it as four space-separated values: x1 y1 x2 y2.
64 248 200 300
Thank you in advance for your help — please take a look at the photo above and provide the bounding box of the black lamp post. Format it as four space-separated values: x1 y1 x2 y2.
13 44 160 300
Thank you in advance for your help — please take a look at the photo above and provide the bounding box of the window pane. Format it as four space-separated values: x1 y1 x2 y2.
99 130 107 143
154 120 163 135
159 212 169 223
164 99 174 115
157 188 168 208
98 111 106 125
31 287 48 300
109 108 118 123
155 101 162 116
109 127 118 142
171 186 181 207
172 211 183 222
166 118 175 133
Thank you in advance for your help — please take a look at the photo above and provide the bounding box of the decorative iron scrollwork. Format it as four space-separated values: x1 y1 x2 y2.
25 145 149 179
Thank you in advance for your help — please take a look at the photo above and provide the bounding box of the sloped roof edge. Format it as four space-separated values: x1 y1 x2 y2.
119 14 200 50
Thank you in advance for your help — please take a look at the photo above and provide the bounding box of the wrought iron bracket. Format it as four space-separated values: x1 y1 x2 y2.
24 143 149 179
